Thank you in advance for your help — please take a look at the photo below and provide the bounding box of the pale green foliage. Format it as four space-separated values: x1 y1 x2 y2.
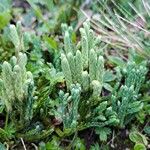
91 80 102 99
58 83 81 130
9 25 20 50
0 52 34 126
81 71 90 91
61 23 74 54
61 53 72 88
9 22 25 54
112 61 147 128
60 21 118 132
61 21 104 99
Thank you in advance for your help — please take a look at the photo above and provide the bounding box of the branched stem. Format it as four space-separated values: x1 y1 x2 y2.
4 112 9 129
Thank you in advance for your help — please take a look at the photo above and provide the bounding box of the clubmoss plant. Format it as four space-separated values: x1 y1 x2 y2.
58 83 81 132
0 52 35 129
61 21 104 99
59 21 119 134
9 22 25 56
111 61 147 128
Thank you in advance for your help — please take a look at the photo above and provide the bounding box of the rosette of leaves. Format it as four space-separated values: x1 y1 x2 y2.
111 61 147 128
0 52 35 130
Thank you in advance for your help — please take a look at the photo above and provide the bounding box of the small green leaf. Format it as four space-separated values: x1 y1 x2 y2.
71 32 77 43
103 70 116 82
44 36 58 49
0 11 11 30
129 131 148 146
134 143 146 150
103 83 113 91
108 56 125 67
